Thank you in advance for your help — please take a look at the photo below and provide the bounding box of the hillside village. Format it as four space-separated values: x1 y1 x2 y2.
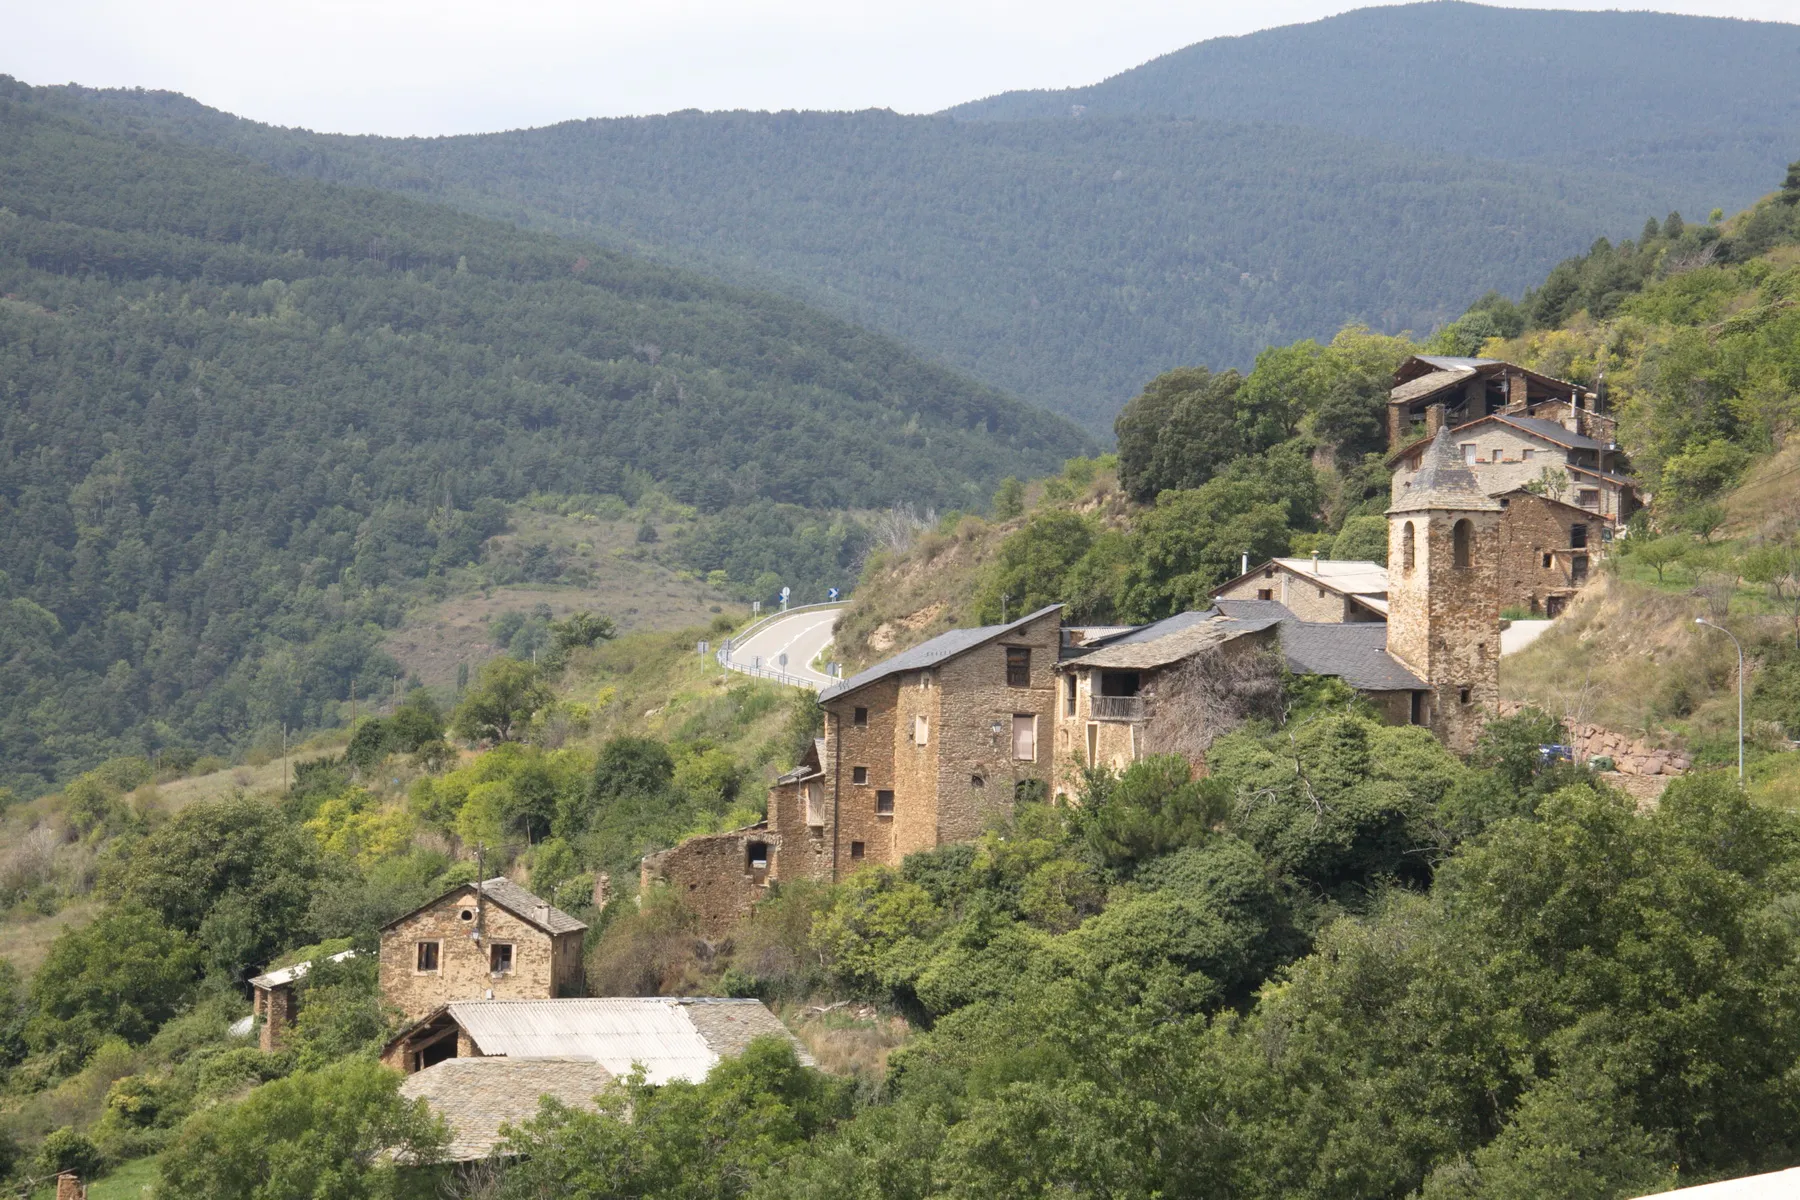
9 19 1800 1200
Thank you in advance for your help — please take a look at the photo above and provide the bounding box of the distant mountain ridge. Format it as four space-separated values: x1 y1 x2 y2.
26 3 1800 432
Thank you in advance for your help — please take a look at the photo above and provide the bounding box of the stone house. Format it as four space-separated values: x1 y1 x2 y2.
1492 488 1606 616
248 949 357 1052
1212 556 1388 622
644 607 1064 936
379 878 586 1024
1390 411 1641 523
381 996 809 1079
1387 354 1610 450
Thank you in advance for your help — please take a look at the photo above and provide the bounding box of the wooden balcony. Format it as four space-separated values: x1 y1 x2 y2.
1091 695 1144 722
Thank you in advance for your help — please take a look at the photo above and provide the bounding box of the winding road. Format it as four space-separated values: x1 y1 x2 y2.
720 605 844 690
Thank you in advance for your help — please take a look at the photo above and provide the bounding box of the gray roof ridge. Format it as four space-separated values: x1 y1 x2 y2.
819 603 1063 702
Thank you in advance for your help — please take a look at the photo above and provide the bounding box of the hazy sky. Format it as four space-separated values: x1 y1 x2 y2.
6 0 1797 136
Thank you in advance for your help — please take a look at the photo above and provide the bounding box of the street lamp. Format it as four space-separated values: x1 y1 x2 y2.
1695 617 1744 781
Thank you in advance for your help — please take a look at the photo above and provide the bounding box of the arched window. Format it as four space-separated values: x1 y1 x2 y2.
1453 519 1473 569
1401 522 1416 573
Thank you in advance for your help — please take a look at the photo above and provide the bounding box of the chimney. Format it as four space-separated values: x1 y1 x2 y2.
1241 552 1249 575
57 1173 85 1200
1566 390 1581 434
593 872 611 910
536 903 550 925
1312 551 1320 572
1506 371 1529 412
1425 402 1447 437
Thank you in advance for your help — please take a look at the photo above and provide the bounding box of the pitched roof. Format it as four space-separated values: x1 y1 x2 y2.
422 997 812 1086
1211 598 1296 621
1060 614 1281 671
1086 609 1216 648
1389 366 1477 406
1566 462 1640 487
399 1057 614 1161
1487 413 1602 451
249 949 356 991
1278 621 1426 691
1213 557 1389 600
381 878 587 937
1388 427 1504 514
818 605 1062 702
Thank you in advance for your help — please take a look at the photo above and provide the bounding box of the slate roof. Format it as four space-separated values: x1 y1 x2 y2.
1389 366 1477 406
1211 598 1297 621
1061 615 1281 671
410 997 812 1086
1087 609 1215 648
819 605 1062 702
249 949 356 991
1278 621 1426 691
1485 413 1602 451
1389 427 1504 514
399 1057 614 1161
1566 462 1639 487
382 878 587 937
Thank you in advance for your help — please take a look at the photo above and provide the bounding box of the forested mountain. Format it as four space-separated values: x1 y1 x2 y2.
0 82 1084 792
33 2 1798 432
952 2 1800 200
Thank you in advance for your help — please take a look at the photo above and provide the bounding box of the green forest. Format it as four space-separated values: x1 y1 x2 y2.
0 82 1086 793
41 72 1694 432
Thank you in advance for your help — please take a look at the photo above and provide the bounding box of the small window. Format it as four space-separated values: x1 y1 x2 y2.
1264 566 1275 578
1401 522 1416 572
1013 714 1037 762
1570 523 1588 549
1461 443 1477 464
1452 519 1473 569
1256 588 1273 601
459 909 474 922
1542 552 1553 569
914 715 929 745
489 943 513 975
852 766 868 785
1491 446 1503 462
1063 674 1076 716
747 841 769 870
1577 489 1601 508
416 942 440 972
875 790 895 816
850 841 865 861
1317 586 1327 598
1522 449 1536 461
1006 647 1031 688
970 774 985 789
853 706 868 727
1458 687 1472 705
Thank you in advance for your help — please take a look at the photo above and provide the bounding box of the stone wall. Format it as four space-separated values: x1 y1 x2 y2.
640 829 770 939
767 775 833 883
254 982 293 1052
822 677 902 873
1493 491 1599 615
1216 566 1352 623
1387 507 1501 756
1493 701 1692 776
379 889 578 1023
891 666 940 860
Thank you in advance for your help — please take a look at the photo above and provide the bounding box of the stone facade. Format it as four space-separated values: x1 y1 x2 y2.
1391 414 1638 524
1214 563 1376 623
379 882 585 1024
252 981 294 1052
1492 490 1603 616
1387 429 1505 757
639 824 772 940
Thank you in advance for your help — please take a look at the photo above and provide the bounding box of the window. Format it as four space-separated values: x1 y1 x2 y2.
1570 523 1588 549
1099 671 1139 697
1522 449 1536 461
459 909 474 922
1577 489 1601 509
1452 519 1473 568
1491 446 1503 462
1461 443 1477 464
1401 522 1416 572
1264 566 1275 578
1064 674 1077 716
747 841 770 871
1572 554 1589 585
850 841 865 861
1317 586 1327 598
914 715 929 745
1458 687 1472 705
876 790 895 816
489 943 513 975
1006 647 1031 687
970 774 985 789
1013 714 1037 762
1256 588 1273 601
852 766 868 785
1542 552 1553 569
804 783 824 827
853 706 868 727
415 941 440 972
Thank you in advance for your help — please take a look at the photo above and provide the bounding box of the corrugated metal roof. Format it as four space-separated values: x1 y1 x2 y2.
444 998 811 1086
819 605 1062 702
249 949 356 991
400 1057 614 1161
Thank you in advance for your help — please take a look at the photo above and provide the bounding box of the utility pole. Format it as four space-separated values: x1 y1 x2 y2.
282 725 289 794
1001 593 1012 623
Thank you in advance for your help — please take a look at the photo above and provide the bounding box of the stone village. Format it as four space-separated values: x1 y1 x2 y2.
243 355 1666 1157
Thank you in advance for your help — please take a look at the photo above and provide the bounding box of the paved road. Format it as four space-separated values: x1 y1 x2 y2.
723 605 843 689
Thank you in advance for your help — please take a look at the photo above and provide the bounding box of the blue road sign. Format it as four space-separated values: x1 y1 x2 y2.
828 587 840 601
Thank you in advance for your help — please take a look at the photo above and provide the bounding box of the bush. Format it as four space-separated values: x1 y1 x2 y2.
35 1127 103 1182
